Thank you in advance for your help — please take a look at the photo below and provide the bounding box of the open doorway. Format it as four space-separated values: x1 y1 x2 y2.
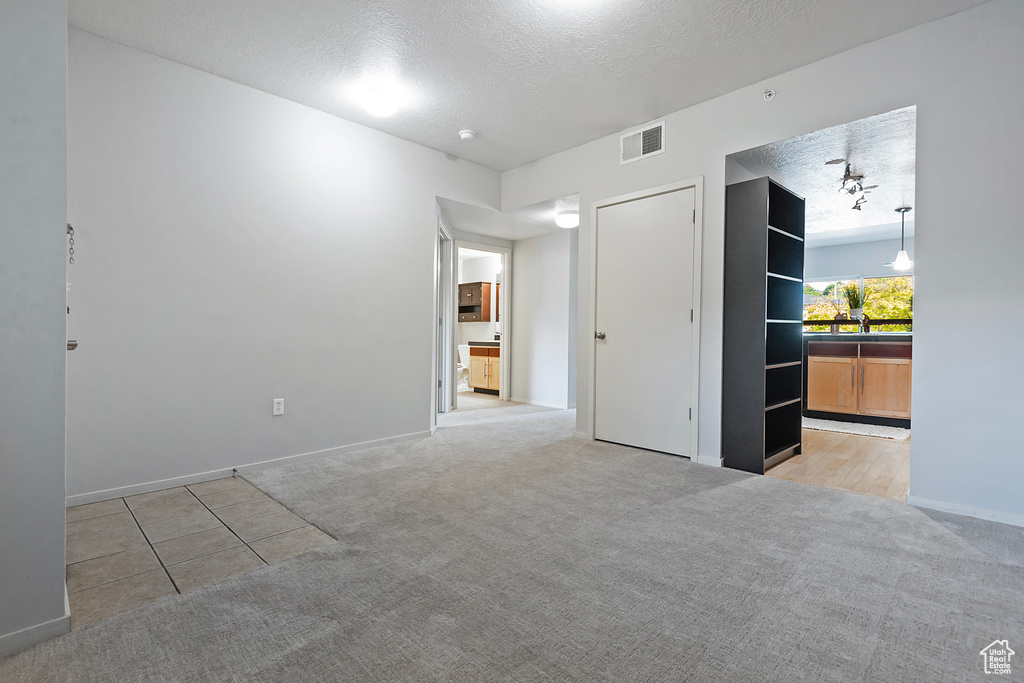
433 193 579 426
724 106 915 502
454 245 508 412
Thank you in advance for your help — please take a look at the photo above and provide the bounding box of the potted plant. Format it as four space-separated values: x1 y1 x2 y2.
844 283 865 319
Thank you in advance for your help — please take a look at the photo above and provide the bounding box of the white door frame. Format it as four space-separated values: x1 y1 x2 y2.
452 240 512 405
587 176 704 459
436 219 455 418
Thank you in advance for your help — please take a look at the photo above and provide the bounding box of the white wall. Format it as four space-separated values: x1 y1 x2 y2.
511 231 572 408
458 253 502 345
501 0 1024 522
0 0 70 654
805 237 915 280
66 30 500 499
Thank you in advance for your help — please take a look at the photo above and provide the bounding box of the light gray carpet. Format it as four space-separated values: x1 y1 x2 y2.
3 405 1022 681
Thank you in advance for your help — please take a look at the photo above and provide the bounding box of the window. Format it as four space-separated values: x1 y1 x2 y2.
803 280 858 332
803 276 913 332
863 276 913 332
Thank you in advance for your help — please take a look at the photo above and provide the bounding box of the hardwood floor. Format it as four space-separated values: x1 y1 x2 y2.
766 428 910 502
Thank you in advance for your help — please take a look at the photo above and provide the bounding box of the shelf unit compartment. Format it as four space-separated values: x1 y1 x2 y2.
766 276 803 321
767 182 805 239
764 401 802 459
765 364 802 407
767 229 804 279
766 322 803 366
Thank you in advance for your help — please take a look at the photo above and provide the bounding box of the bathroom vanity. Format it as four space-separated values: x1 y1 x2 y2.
467 341 500 393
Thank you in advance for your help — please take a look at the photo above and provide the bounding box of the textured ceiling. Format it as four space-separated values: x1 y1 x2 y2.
439 194 578 241
730 106 916 246
68 0 987 171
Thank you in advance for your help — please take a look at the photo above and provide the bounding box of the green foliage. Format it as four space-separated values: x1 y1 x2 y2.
844 283 864 310
863 276 913 332
802 277 913 333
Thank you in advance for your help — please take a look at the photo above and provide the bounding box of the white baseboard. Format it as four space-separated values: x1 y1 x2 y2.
67 431 431 507
67 467 236 507
509 397 569 410
234 431 430 477
695 455 724 467
0 600 70 658
907 494 1024 529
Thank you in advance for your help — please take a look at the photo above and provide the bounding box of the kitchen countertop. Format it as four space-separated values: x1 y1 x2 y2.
467 340 500 347
803 333 912 342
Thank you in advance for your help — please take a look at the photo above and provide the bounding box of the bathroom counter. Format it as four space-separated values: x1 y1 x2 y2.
467 340 499 347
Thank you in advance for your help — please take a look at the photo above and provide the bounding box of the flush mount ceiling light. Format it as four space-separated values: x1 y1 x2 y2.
348 77 411 118
555 211 579 229
890 206 914 271
459 129 475 141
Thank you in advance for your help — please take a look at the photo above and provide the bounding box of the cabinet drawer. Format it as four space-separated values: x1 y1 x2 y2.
469 346 490 357
459 312 481 322
489 348 500 357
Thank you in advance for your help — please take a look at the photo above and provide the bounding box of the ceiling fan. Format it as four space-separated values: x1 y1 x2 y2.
829 160 870 210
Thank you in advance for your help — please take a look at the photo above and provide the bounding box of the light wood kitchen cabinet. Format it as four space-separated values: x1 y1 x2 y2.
468 347 500 391
807 356 858 414
805 340 911 421
858 357 912 418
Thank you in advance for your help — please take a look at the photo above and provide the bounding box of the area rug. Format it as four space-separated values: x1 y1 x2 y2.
803 416 910 440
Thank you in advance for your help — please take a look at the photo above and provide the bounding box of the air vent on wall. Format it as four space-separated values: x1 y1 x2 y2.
620 121 665 164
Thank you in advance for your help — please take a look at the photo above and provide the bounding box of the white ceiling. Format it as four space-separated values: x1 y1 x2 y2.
440 195 579 242
729 106 917 247
68 0 988 172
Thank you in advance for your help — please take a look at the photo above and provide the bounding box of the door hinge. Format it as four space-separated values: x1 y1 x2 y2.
689 408 692 420
690 309 693 322
438 380 442 388
439 317 442 326
692 209 696 223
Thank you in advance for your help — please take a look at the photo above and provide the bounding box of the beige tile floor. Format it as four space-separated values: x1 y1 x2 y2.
66 476 334 628
766 427 911 502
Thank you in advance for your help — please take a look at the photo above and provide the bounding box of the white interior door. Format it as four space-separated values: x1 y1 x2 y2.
594 188 695 456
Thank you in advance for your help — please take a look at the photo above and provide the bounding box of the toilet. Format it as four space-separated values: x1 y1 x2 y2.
457 345 471 392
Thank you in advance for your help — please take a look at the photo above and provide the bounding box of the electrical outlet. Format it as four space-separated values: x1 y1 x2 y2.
273 398 284 416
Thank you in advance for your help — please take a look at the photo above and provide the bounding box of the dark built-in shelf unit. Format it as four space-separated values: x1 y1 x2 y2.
722 177 805 474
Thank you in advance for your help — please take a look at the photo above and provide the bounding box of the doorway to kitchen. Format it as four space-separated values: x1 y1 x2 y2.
723 106 916 503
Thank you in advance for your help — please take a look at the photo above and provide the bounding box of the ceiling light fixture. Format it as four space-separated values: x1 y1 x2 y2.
459 129 475 141
836 163 870 210
555 211 579 229
349 77 411 118
892 207 913 271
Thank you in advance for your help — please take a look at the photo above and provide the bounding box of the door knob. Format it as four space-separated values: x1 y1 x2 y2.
595 332 606 340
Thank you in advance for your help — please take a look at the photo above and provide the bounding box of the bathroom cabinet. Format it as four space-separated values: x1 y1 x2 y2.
469 346 500 391
458 282 492 322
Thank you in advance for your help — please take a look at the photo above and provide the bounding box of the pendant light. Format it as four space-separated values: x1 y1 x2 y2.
893 207 913 271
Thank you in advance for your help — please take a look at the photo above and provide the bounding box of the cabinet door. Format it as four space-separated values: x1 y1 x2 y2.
807 356 858 413
859 358 912 418
487 357 500 391
459 283 481 306
469 356 488 388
